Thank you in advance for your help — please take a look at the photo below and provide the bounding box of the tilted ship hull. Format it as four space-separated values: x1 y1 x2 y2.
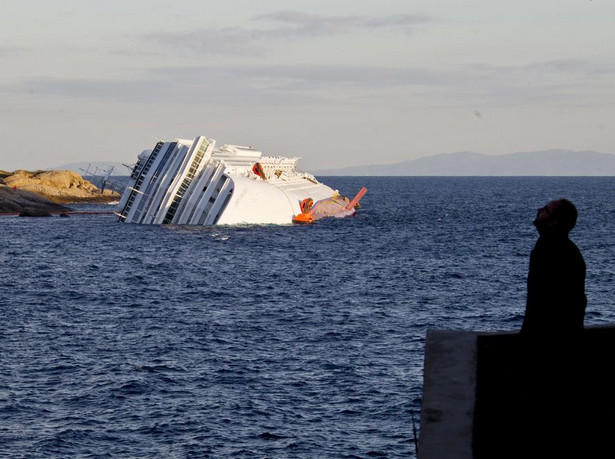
117 135 365 225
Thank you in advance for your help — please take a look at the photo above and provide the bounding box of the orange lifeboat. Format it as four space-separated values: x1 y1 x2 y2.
293 198 315 224
251 162 267 180
292 213 315 224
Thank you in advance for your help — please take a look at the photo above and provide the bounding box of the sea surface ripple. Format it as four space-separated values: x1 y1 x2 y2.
1 177 614 457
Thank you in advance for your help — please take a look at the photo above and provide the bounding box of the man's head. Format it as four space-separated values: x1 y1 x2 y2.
534 199 578 236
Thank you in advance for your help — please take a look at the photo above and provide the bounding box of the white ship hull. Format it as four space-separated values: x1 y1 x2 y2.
117 135 357 225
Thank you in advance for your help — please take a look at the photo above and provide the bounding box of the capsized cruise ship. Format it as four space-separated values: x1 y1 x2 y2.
116 135 366 225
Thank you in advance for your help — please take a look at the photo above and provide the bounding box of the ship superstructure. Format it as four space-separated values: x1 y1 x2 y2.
117 135 362 225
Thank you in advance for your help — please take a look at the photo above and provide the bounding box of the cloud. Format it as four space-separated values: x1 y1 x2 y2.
439 58 615 107
465 58 615 78
525 58 615 76
0 45 28 57
143 11 431 57
6 59 614 109
1 64 459 108
256 11 430 37
144 27 267 58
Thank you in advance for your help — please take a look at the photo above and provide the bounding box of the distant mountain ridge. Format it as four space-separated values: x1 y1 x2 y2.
314 149 615 176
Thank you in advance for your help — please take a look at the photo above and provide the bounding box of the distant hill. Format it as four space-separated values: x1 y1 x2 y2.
314 150 615 176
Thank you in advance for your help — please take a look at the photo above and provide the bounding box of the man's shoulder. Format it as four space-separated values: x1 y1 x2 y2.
566 238 586 264
533 236 584 261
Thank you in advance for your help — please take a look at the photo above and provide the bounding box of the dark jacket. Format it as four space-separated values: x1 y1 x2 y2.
521 234 587 338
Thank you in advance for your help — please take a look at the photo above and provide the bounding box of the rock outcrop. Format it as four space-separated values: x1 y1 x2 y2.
0 184 71 215
2 169 120 204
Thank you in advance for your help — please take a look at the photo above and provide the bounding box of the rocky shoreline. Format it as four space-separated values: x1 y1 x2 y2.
0 169 120 216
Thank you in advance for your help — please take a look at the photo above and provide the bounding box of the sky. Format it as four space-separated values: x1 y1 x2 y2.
1 0 614 172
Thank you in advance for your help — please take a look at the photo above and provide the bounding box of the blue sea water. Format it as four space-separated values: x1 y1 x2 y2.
1 177 614 458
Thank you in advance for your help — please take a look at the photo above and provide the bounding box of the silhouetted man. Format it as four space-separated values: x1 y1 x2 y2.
521 199 587 339
520 199 587 457
475 200 590 458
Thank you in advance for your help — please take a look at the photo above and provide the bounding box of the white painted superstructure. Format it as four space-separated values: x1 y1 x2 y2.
117 135 343 225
